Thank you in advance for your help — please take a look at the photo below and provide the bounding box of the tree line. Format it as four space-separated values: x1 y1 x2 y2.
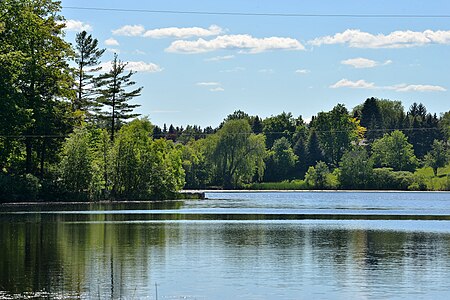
1 0 450 202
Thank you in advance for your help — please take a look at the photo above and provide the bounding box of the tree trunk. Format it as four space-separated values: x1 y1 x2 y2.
25 137 32 174
39 138 46 179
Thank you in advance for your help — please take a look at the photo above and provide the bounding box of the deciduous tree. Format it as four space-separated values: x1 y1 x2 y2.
424 140 448 176
0 0 74 176
311 104 365 166
208 119 266 188
372 130 418 171
339 148 374 189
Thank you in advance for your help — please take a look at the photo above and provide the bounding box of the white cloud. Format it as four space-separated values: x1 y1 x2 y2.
126 61 163 73
99 61 163 73
210 87 225 92
390 84 446 92
196 82 224 92
341 57 392 68
166 34 305 54
330 79 375 89
205 55 236 62
105 38 119 46
220 67 245 73
144 25 223 39
295 69 310 74
196 82 220 86
62 19 92 32
112 25 145 36
330 78 446 92
310 29 450 48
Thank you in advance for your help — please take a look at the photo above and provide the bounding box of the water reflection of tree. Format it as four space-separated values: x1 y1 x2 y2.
2 218 450 298
0 212 176 298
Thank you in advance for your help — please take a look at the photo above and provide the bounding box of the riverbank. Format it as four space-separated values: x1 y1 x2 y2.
184 189 450 193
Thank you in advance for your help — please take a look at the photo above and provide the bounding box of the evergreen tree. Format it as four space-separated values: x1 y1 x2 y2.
293 134 307 176
95 54 143 141
404 103 439 158
306 129 323 167
251 116 263 134
360 97 383 142
152 125 163 139
74 30 105 113
167 124 177 141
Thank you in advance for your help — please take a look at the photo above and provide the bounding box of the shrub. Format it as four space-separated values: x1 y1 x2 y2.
370 168 415 190
0 173 41 202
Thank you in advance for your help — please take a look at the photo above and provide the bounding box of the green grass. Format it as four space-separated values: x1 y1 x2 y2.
245 180 308 190
414 163 450 191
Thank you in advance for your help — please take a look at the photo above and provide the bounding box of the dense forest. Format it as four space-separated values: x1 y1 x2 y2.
1 0 450 202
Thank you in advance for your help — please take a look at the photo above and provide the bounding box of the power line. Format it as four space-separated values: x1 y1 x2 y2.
62 6 450 18
0 127 443 139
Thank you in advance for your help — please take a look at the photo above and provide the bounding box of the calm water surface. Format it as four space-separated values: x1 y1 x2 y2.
1 192 450 299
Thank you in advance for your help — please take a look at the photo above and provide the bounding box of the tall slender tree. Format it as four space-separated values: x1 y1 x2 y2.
74 30 105 113
95 54 143 141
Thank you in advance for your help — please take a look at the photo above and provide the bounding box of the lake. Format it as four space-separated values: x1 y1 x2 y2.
1 192 450 299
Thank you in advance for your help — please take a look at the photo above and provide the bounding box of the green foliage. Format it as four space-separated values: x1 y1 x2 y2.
369 168 417 190
0 173 41 202
404 103 441 158
109 119 184 199
181 139 212 189
305 129 323 167
95 53 143 141
74 30 105 113
305 161 330 189
147 139 185 199
59 128 95 198
360 97 383 141
377 99 405 130
339 148 374 189
208 119 266 188
2 0 450 198
264 137 298 182
246 180 308 190
262 112 301 148
0 0 75 175
440 111 450 141
311 104 364 166
372 130 418 172
424 140 449 176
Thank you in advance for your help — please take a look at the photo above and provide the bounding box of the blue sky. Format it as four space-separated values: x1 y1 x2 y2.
61 0 450 127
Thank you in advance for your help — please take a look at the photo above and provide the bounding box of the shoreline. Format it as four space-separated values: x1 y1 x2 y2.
184 189 450 193
1 189 449 206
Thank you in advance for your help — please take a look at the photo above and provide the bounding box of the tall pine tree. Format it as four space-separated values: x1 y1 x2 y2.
95 54 143 141
74 30 105 113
